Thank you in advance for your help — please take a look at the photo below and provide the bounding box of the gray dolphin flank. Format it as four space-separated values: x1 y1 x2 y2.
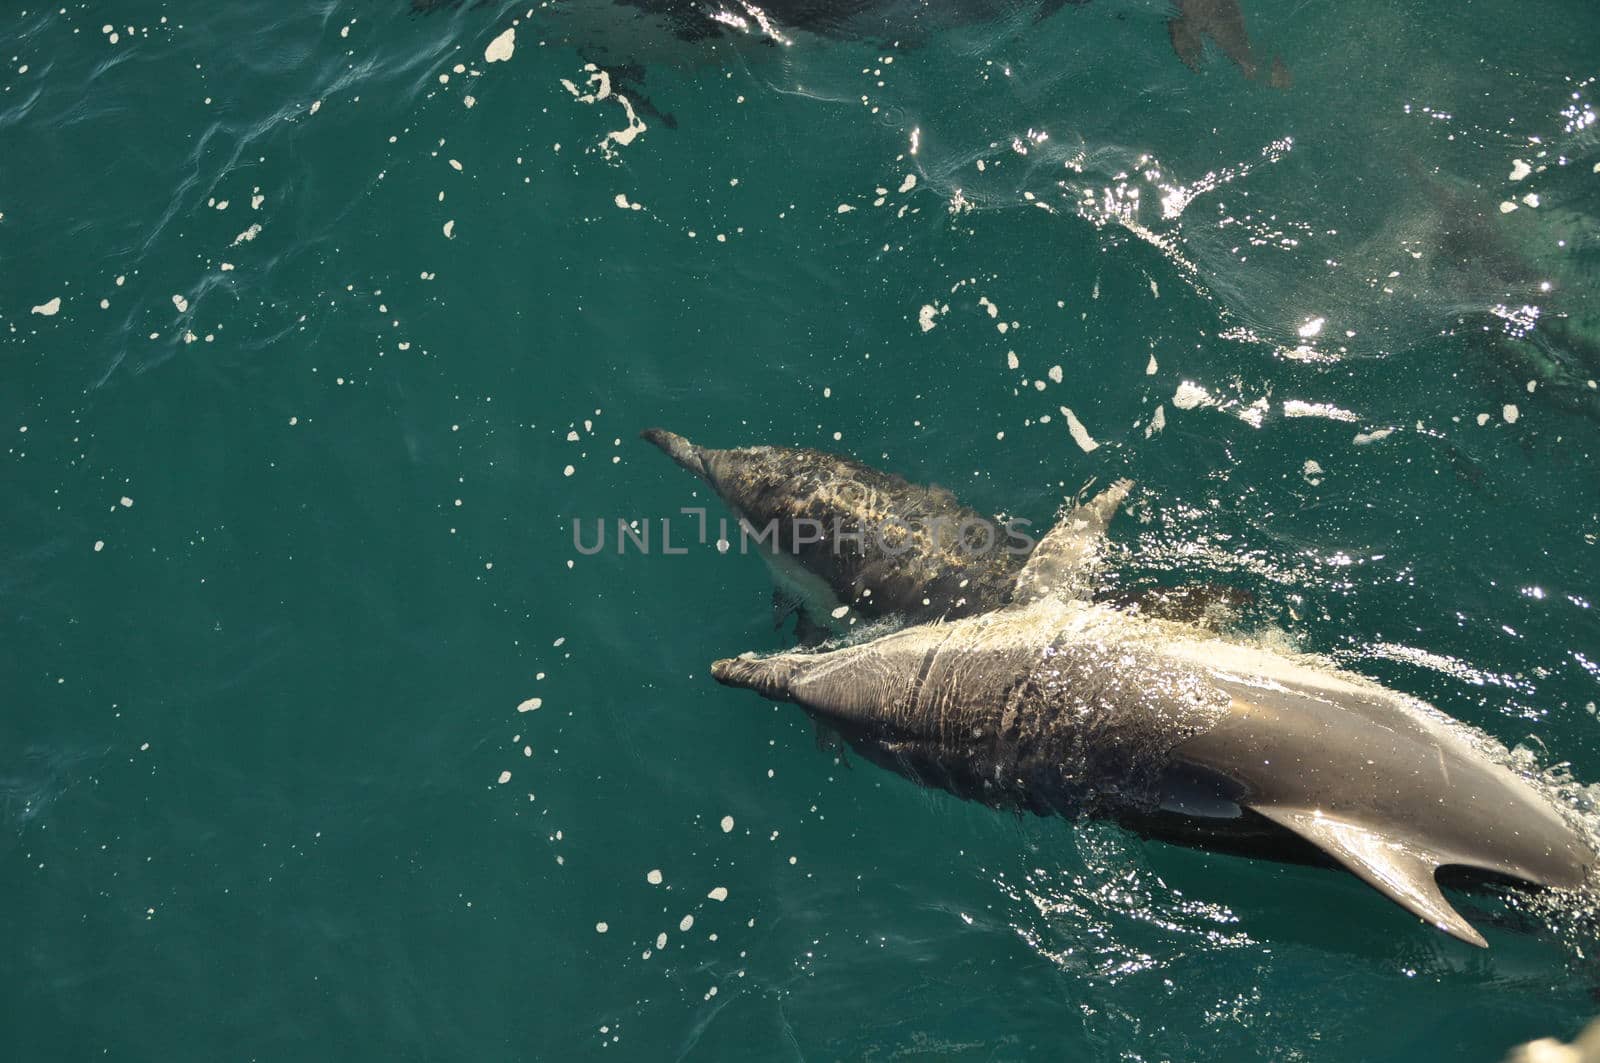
642 428 1034 635
643 427 1194 642
711 508 1595 947
712 600 1232 818
645 427 1269 648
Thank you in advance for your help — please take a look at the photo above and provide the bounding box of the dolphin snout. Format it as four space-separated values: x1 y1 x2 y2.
641 427 709 480
712 654 799 701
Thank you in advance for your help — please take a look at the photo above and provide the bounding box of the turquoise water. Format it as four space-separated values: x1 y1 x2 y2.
4 1 1600 1058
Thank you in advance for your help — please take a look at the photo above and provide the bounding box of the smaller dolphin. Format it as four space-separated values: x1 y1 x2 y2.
643 428 1252 640
711 487 1595 946
641 428 1042 638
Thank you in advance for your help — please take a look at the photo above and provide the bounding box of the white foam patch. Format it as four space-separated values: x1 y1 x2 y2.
1060 407 1099 452
31 297 61 316
918 305 938 333
1282 400 1359 422
1365 641 1509 688
1352 427 1395 445
1235 397 1270 429
1509 159 1532 181
560 65 647 158
1172 381 1213 410
484 26 515 63
562 66 611 103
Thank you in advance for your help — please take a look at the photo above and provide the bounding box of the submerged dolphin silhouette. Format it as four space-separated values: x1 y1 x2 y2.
418 0 1286 85
1167 0 1290 86
710 484 1594 946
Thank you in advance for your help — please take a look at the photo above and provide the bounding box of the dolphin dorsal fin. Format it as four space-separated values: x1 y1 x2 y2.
1010 479 1133 605
1250 804 1487 948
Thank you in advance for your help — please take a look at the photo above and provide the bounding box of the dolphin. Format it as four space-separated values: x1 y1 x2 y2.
642 428 1253 640
709 486 1595 946
1417 168 1600 410
639 428 1251 641
417 0 1288 94
1167 0 1290 87
641 427 1041 639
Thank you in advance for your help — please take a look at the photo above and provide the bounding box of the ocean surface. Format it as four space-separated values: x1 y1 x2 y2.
5 1 1600 1059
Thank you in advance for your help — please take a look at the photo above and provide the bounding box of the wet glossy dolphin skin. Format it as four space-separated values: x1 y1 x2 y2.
641 428 1032 637
710 502 1595 947
643 428 1254 640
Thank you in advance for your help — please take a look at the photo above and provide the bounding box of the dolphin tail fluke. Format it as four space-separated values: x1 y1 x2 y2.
1251 804 1489 948
711 654 801 701
641 428 710 480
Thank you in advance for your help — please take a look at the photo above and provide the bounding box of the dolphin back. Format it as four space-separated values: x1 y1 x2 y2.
642 428 1025 627
713 602 1234 816
1165 650 1596 946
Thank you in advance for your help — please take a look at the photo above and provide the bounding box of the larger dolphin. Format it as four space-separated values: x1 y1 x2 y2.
710 487 1595 946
